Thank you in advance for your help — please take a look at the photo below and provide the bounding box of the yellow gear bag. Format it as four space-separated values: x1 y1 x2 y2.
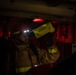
33 22 55 38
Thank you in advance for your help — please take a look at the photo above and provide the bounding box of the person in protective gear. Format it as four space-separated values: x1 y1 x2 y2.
10 22 60 75
10 23 39 75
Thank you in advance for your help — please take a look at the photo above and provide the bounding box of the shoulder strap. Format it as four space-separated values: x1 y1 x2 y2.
29 43 40 65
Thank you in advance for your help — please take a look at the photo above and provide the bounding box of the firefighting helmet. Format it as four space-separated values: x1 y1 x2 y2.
12 23 30 35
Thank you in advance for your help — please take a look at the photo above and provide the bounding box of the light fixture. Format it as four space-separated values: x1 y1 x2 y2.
33 18 44 22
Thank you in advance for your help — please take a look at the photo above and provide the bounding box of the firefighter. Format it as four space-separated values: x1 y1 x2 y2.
11 23 60 75
10 23 39 75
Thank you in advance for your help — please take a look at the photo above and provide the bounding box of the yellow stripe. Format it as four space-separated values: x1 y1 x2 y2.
13 31 20 35
16 66 31 73
48 48 57 53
